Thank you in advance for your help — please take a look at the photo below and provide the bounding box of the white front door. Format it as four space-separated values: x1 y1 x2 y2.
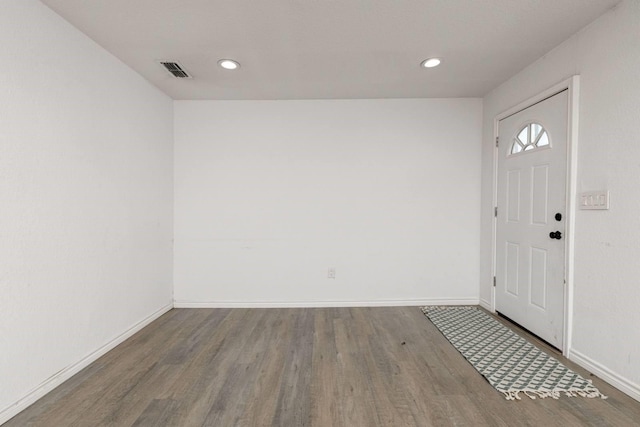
496 90 568 350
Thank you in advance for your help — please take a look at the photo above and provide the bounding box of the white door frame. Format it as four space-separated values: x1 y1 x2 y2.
490 76 580 356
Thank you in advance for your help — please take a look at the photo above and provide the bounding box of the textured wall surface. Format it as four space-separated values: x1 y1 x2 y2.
174 99 482 306
480 0 640 397
0 1 174 418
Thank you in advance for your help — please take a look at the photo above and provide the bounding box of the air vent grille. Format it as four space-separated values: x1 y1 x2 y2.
160 61 191 78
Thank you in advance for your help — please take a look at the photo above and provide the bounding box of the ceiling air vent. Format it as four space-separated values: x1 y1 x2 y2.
159 61 192 78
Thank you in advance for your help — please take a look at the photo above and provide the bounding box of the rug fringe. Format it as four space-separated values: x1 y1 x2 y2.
421 306 476 311
503 388 608 401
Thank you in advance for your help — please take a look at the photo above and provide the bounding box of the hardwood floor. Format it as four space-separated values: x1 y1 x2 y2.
6 307 640 426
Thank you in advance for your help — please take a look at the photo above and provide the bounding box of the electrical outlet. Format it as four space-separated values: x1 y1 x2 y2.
328 268 336 279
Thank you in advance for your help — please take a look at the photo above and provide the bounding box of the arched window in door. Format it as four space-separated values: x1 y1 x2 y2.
510 123 550 155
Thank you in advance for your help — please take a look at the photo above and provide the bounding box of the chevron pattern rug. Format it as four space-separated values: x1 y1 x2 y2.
422 306 606 401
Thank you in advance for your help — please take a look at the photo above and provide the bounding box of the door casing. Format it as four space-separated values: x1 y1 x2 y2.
490 76 580 356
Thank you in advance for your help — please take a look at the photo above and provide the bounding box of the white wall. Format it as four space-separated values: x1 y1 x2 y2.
480 0 640 399
0 1 174 420
174 99 482 306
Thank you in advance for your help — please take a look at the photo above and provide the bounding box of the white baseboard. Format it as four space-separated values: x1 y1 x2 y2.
173 298 479 308
569 349 640 402
479 298 493 311
0 303 173 425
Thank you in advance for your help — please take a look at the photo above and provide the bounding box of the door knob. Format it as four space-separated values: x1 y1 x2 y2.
549 231 562 239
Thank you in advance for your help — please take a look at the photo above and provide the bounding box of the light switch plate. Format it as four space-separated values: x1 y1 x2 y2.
580 191 609 210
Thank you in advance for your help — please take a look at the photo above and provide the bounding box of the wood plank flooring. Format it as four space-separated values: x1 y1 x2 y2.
6 307 640 426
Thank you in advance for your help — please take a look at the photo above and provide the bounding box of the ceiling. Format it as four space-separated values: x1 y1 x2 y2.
40 0 618 100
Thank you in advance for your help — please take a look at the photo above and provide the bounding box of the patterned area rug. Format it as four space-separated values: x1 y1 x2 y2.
422 306 606 401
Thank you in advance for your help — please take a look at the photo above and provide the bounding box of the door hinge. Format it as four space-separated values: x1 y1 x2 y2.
494 206 498 217
493 276 496 287
496 136 499 147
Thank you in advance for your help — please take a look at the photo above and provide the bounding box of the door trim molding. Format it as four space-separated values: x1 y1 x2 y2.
491 76 580 357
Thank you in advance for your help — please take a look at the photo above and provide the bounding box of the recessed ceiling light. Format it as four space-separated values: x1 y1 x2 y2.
218 59 240 70
421 58 441 68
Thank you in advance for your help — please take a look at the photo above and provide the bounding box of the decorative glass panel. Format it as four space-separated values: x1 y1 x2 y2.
531 123 542 140
510 123 550 155
518 128 528 144
538 132 549 147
